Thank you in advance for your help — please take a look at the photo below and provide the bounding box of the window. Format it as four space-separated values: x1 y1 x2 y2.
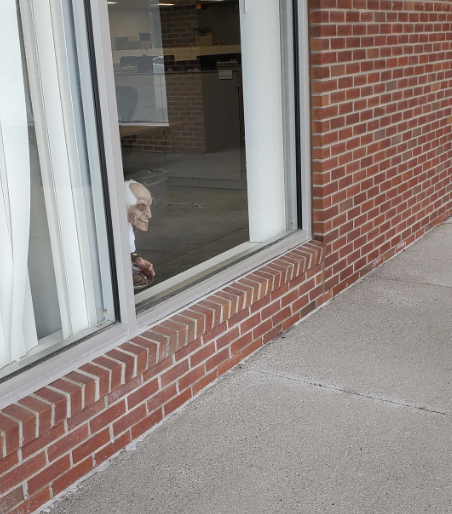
0 0 116 377
106 0 301 310
0 0 310 384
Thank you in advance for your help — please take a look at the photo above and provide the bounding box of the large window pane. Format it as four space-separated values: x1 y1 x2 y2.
107 0 298 308
0 0 115 373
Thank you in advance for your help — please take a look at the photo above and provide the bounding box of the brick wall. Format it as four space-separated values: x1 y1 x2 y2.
126 72 207 155
160 5 198 49
126 5 207 155
0 242 326 514
310 0 452 298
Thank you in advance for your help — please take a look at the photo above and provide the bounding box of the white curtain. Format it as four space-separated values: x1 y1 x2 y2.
0 0 39 367
19 0 99 340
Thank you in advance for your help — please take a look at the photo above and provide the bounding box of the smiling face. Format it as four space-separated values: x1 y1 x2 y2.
127 182 152 231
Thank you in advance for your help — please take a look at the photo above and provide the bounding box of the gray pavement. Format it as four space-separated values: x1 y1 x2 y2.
46 220 452 514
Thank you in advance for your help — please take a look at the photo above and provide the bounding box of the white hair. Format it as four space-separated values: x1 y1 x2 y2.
124 179 139 210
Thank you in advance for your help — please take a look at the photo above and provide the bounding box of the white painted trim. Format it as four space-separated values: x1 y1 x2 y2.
89 0 138 334
297 0 313 237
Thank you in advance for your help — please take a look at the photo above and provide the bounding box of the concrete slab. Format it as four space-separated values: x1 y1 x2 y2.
48 368 451 514
372 223 452 288
247 276 452 414
43 219 452 514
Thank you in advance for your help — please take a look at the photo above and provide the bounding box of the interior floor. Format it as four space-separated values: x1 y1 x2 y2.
123 147 245 181
134 184 249 286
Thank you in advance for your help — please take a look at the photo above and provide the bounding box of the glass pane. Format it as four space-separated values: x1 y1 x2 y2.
0 0 115 372
107 0 297 307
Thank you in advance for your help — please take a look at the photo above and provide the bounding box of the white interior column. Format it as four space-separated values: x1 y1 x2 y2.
239 0 287 243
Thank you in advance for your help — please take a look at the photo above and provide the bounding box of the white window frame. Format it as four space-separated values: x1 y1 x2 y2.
0 0 311 409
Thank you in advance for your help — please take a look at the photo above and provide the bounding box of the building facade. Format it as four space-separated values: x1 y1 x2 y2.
0 0 451 512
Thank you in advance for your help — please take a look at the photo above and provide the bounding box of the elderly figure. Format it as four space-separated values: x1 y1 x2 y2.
125 180 155 290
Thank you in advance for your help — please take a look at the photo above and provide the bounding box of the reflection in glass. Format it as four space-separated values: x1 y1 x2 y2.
108 0 297 307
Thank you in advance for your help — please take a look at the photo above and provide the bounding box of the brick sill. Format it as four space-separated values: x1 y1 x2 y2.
0 239 326 513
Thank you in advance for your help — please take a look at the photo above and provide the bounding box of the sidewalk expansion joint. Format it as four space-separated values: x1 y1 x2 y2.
254 369 448 417
376 275 452 290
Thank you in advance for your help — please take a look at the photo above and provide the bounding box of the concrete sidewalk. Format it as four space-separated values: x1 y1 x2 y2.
45 220 452 514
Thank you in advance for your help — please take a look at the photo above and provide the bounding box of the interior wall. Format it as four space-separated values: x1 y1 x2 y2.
197 2 241 46
108 9 153 51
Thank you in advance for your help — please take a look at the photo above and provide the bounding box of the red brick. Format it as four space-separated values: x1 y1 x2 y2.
216 327 239 350
202 322 227 344
92 356 123 392
252 319 273 340
79 363 111 399
9 486 50 514
227 307 251 328
250 295 271 314
18 397 52 437
193 370 218 395
127 379 159 410
90 400 126 434
72 429 110 464
48 424 89 462
143 356 174 382
140 330 169 360
147 384 177 413
67 399 105 431
107 376 141 405
217 354 242 376
175 338 202 361
2 404 36 447
34 387 68 426
48 379 83 418
112 404 146 437
52 458 94 496
178 356 206 388
241 338 263 359
22 422 66 460
263 325 284 345
27 454 71 496
0 486 24 513
205 348 230 372
272 307 292 327
119 342 148 376
190 342 215 368
230 332 253 355
163 388 192 416
151 325 178 355
131 409 163 440
261 301 281 321
105 349 135 383
64 371 97 410
95 431 131 466
160 360 189 387
0 450 19 476
129 337 158 368
189 305 214 332
0 413 19 457
239 312 262 335
0 452 46 494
